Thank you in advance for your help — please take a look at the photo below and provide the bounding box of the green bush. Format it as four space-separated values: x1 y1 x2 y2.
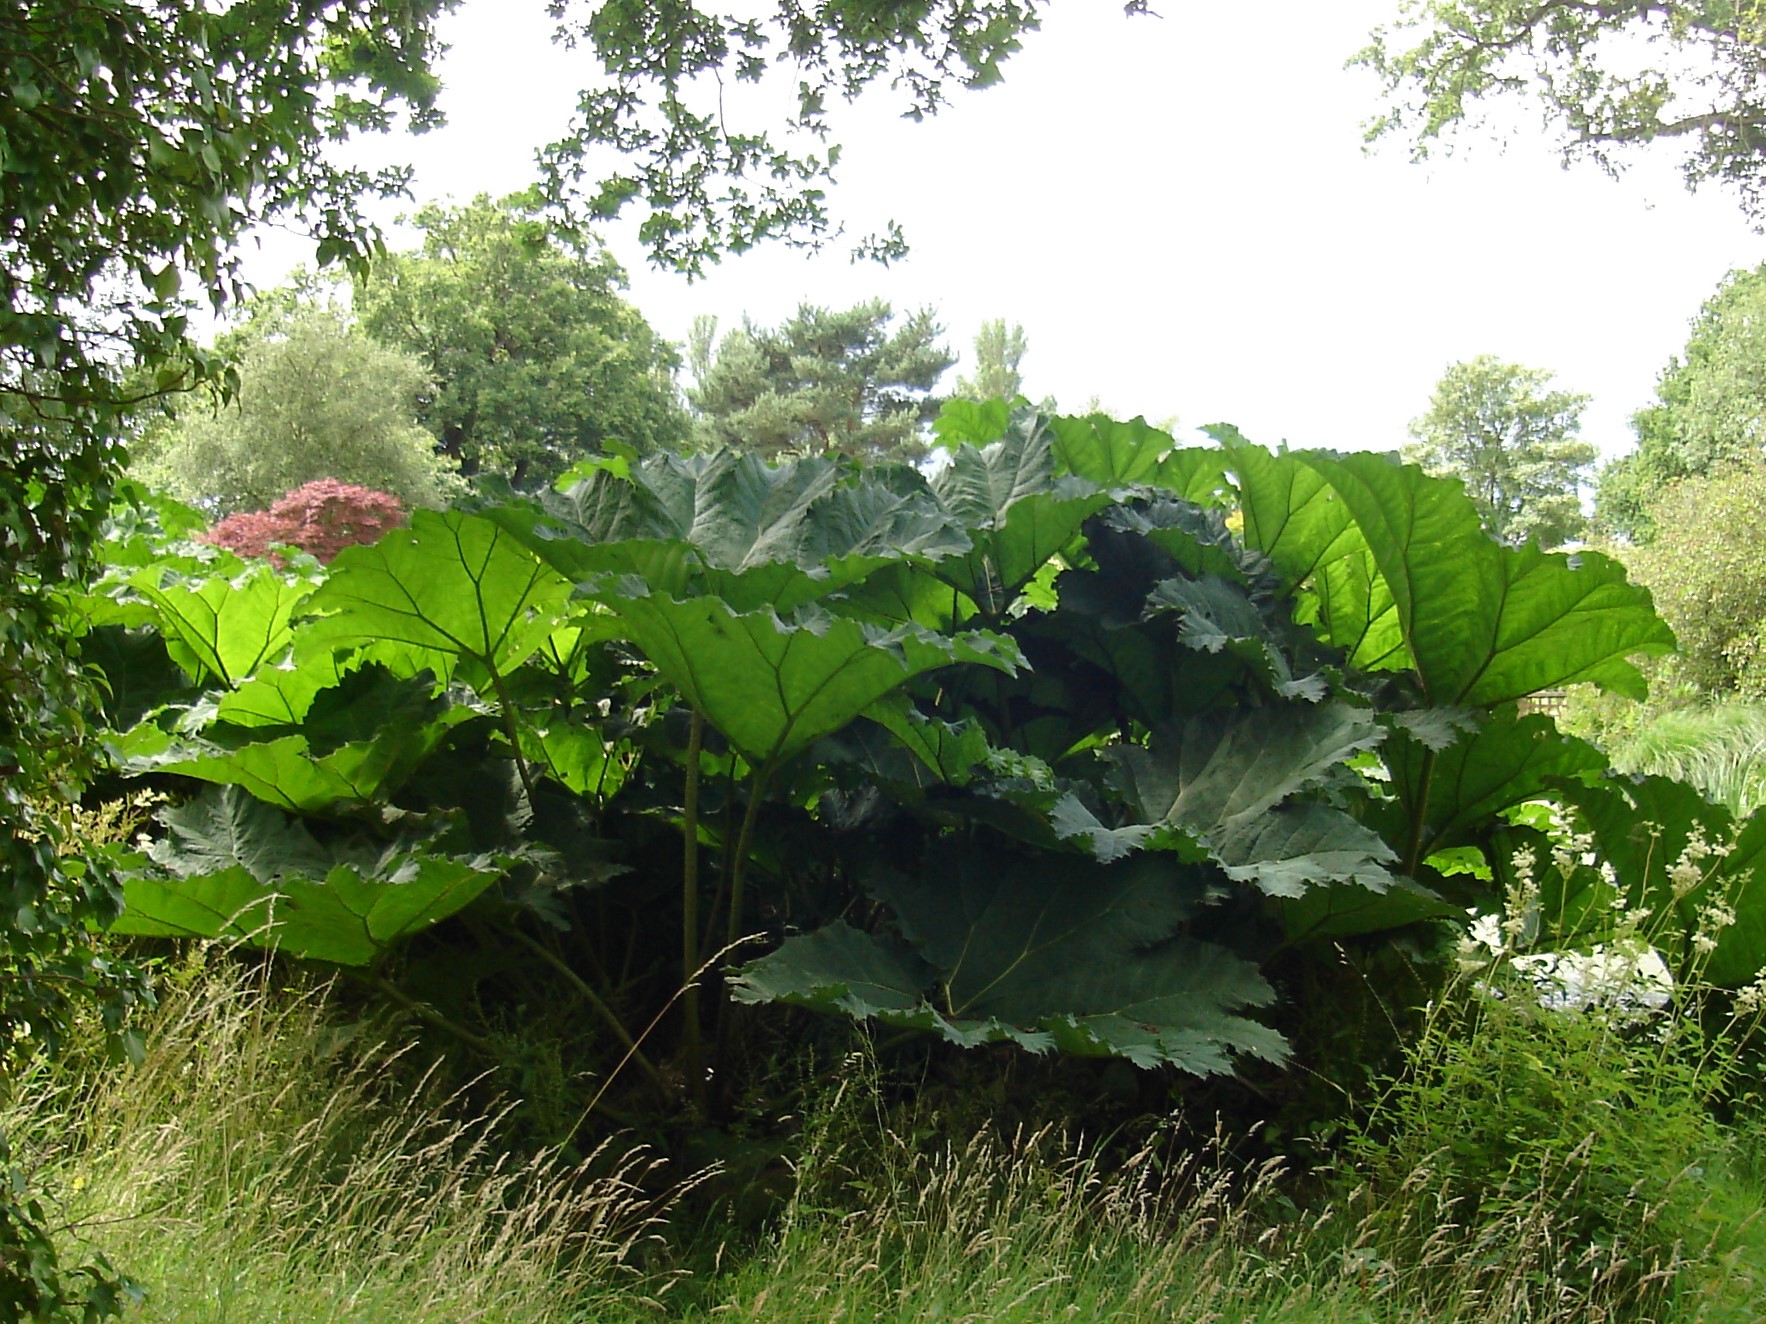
1343 823 1762 1317
1627 461 1766 700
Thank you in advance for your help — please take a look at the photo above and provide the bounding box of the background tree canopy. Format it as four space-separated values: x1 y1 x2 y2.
1625 459 1766 700
686 300 954 463
956 318 1030 403
539 1 1152 272
1599 263 1766 541
137 294 457 514
1403 355 1596 548
354 193 688 488
1357 1 1766 223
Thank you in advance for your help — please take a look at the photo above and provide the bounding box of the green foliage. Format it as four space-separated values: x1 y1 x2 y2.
300 509 576 684
1357 2 1766 222
686 301 954 463
1599 264 1766 541
84 406 1719 1107
1624 460 1766 698
354 193 688 487
1612 703 1766 818
1402 356 1596 548
110 787 503 965
1 0 447 423
540 2 1152 273
1348 819 1759 1315
135 297 456 514
2 0 453 1308
956 318 1029 402
1226 432 1668 706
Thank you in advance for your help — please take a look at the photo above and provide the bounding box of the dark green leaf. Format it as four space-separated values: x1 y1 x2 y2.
1381 708 1608 862
735 851 1286 1073
930 425 1109 612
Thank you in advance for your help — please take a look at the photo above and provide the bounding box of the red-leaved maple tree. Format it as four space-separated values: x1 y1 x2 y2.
203 479 407 565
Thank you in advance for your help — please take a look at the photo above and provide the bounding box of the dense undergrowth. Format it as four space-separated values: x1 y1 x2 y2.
16 948 1766 1323
24 411 1766 1320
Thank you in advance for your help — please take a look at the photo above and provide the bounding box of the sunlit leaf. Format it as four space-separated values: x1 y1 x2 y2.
300 509 573 683
111 786 502 964
595 585 1021 764
1226 436 1675 704
125 562 317 686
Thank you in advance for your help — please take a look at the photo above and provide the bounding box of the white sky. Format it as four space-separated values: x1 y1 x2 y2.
245 0 1766 462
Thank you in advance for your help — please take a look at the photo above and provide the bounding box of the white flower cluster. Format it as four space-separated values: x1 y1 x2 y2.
1668 822 1729 900
1734 973 1766 1018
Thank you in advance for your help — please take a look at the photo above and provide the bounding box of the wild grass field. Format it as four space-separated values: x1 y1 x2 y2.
20 948 1766 1324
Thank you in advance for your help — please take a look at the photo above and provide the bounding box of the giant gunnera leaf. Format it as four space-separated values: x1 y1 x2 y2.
1051 706 1395 898
481 448 969 613
1377 707 1609 867
929 422 1111 615
731 849 1285 1074
124 561 318 687
110 786 503 965
590 582 1022 765
1224 435 1675 705
299 510 573 686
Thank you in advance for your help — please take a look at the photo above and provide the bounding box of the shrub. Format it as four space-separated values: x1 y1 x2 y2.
203 479 406 565
1627 459 1766 699
1341 822 1760 1317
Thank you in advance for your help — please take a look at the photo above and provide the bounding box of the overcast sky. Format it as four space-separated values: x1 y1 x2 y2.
248 0 1766 462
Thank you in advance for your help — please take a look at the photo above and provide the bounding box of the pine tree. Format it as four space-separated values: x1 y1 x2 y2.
688 301 954 464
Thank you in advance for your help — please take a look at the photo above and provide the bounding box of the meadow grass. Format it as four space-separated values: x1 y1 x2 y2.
13 956 675 1323
15 950 1766 1323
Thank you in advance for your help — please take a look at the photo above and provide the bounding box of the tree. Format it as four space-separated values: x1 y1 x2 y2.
1598 264 1766 541
1357 2 1766 223
956 319 1029 402
540 3 1151 273
1404 356 1596 548
1626 459 1766 699
354 194 689 488
137 296 456 515
687 301 955 463
1 1 450 1314
204 480 408 565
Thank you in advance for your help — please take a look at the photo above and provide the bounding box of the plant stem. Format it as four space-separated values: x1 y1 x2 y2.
487 664 542 809
681 708 706 1106
1403 746 1438 876
708 759 778 1110
725 758 776 953
367 974 499 1058
505 927 667 1093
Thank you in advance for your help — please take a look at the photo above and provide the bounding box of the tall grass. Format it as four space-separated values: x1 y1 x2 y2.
669 1046 1765 1323
14 954 676 1323
1611 702 1766 816
15 947 1766 1323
